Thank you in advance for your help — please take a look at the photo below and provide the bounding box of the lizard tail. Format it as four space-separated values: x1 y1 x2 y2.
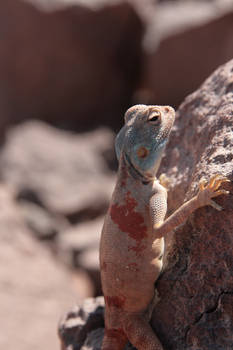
123 314 164 350
101 328 128 350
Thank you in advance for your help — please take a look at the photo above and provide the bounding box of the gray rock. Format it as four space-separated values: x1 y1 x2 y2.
58 217 103 265
0 185 87 350
78 248 101 296
19 200 68 240
57 217 103 294
59 297 105 350
0 120 115 218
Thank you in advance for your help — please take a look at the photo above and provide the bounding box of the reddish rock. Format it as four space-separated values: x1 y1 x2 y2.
151 59 233 349
140 4 233 108
0 0 143 132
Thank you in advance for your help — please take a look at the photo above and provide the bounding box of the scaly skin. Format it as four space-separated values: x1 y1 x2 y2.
99 105 229 350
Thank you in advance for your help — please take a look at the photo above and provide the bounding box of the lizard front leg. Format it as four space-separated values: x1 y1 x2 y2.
151 174 229 239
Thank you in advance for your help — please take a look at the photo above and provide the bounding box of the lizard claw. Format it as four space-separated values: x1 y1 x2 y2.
199 178 208 191
197 174 230 209
210 199 223 211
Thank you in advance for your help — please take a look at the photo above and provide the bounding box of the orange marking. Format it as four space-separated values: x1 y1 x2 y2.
137 146 149 158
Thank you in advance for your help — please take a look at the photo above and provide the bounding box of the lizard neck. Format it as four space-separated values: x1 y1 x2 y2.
119 154 155 186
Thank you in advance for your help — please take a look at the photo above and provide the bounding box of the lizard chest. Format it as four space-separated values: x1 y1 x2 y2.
110 190 149 242
100 188 153 263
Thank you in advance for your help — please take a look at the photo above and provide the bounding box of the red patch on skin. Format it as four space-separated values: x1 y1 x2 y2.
110 191 147 241
121 178 126 187
128 243 147 256
105 295 125 308
110 191 147 255
128 262 139 271
121 179 126 187
105 328 125 338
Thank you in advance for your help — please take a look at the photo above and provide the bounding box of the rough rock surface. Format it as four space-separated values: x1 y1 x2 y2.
0 0 143 132
152 59 233 349
58 297 105 350
0 185 89 350
59 60 233 350
59 297 134 350
0 120 115 218
141 5 233 108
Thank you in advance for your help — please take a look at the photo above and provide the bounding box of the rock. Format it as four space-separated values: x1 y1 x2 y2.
19 200 68 241
58 217 103 294
80 328 135 350
81 328 104 350
59 297 134 350
58 297 105 350
140 2 233 108
152 59 233 349
0 120 115 219
58 217 103 261
159 58 233 214
78 248 101 296
0 0 143 133
0 184 91 350
58 217 102 262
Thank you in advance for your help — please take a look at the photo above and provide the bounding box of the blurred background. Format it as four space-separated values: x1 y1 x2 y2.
0 0 233 349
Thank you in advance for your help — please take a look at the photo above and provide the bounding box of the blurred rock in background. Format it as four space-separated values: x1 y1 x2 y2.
140 0 233 107
0 1 232 350
0 0 143 132
0 185 91 350
0 120 115 217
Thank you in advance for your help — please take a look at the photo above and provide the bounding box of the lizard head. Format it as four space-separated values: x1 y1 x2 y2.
115 104 175 180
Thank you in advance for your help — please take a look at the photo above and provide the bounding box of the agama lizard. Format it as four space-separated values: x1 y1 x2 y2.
99 104 229 350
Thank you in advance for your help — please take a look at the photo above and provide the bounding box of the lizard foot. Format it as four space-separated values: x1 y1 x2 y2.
197 174 230 210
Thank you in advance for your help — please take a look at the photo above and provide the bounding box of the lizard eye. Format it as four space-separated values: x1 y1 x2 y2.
148 110 161 124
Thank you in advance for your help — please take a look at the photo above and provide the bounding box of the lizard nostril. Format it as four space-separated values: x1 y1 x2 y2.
137 146 149 158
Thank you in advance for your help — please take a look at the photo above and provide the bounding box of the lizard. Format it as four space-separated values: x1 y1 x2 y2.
99 104 229 350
